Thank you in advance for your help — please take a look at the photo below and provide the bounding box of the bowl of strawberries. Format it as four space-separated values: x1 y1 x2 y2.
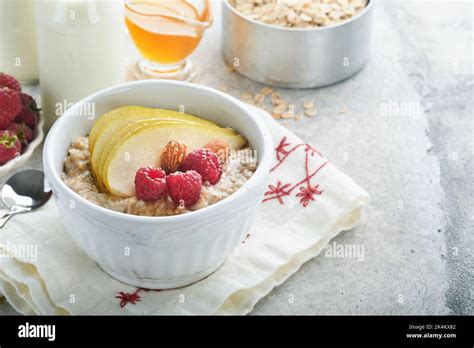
0 73 43 177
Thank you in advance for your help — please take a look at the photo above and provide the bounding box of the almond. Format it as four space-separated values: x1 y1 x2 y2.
160 140 187 174
204 140 231 163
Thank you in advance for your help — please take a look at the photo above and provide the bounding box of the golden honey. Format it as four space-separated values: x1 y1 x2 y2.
125 0 211 66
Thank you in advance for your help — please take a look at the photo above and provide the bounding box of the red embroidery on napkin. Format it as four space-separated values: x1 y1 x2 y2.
296 184 323 207
116 288 161 308
263 137 327 207
116 234 251 308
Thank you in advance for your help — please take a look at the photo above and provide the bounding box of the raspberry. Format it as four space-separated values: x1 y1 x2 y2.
181 148 222 185
0 130 21 165
167 170 202 207
15 93 40 128
19 92 35 106
0 87 21 129
7 122 33 146
0 73 21 92
134 167 167 201
16 106 38 128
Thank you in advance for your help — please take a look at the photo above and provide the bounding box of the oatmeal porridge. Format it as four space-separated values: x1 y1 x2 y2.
62 136 257 217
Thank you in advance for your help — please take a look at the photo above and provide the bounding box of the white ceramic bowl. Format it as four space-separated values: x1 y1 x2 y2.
43 80 273 289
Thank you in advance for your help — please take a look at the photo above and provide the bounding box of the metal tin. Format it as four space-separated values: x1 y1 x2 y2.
222 0 374 88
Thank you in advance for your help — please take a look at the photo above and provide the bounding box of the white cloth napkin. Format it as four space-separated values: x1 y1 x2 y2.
0 106 369 315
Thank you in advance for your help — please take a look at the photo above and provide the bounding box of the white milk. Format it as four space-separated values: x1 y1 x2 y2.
36 0 125 130
0 0 39 83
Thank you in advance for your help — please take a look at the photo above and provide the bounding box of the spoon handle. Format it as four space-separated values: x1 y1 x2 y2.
0 210 15 228
0 209 28 228
0 212 15 228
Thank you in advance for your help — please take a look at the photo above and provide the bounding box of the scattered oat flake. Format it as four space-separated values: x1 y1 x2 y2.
295 114 303 121
242 92 253 99
254 93 265 103
281 111 294 119
272 104 287 115
271 91 282 99
339 105 348 114
272 99 287 107
219 85 229 92
303 100 314 109
305 108 317 117
260 87 273 95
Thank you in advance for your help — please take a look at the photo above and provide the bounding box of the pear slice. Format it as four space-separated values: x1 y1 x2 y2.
89 106 220 152
102 123 247 197
92 119 182 185
91 118 240 188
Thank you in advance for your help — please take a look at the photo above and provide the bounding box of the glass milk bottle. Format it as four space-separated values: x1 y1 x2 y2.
0 0 39 83
36 0 126 130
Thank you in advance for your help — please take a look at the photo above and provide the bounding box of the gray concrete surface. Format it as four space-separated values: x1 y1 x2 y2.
0 0 472 315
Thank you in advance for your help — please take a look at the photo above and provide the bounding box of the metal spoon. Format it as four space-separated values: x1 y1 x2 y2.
0 170 52 228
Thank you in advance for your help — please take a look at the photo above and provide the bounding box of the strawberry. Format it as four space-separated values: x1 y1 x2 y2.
0 73 21 92
7 122 33 146
0 87 21 129
134 166 167 201
0 130 21 165
167 170 202 207
15 92 40 128
181 149 222 185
